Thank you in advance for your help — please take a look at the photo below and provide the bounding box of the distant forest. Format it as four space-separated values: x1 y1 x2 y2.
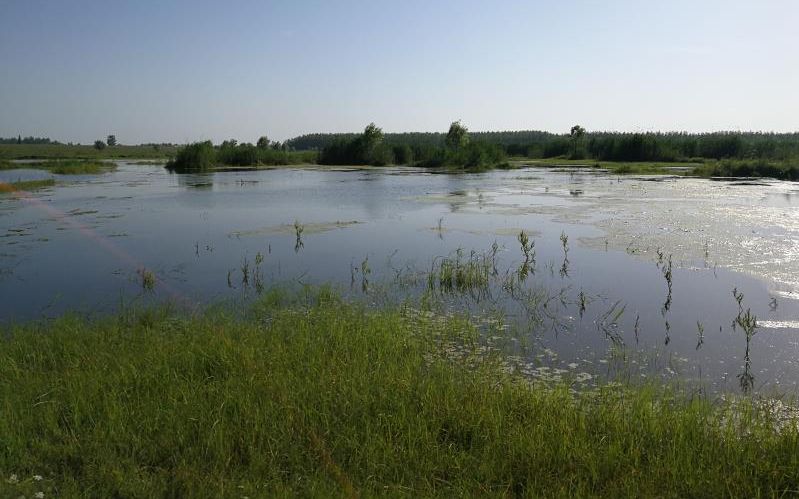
0 136 56 144
287 131 799 162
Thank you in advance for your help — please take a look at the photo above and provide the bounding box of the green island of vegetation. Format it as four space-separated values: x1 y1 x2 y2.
1 289 798 497
164 137 316 173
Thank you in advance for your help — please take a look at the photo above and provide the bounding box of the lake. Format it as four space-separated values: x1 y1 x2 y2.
2 162 799 394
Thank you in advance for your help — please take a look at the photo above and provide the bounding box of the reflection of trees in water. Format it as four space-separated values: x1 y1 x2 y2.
176 173 214 190
174 173 217 209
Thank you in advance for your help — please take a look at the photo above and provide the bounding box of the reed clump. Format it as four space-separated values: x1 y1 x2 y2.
429 249 491 294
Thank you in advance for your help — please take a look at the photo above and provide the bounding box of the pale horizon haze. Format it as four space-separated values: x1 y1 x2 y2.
1 0 797 144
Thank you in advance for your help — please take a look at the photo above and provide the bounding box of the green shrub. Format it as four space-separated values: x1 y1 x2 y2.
166 141 216 173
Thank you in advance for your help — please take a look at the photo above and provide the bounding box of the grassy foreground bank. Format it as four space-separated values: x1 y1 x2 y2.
2 293 799 497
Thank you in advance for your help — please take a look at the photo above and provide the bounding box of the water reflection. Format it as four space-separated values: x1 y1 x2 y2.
175 173 215 190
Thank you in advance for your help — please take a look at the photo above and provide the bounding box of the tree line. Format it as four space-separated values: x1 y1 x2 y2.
289 130 799 162
0 136 55 144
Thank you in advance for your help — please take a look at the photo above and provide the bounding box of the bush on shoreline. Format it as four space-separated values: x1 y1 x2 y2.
166 140 317 173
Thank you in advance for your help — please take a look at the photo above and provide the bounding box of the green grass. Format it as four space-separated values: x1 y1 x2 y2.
0 178 56 193
1 291 799 497
0 144 177 160
0 159 116 175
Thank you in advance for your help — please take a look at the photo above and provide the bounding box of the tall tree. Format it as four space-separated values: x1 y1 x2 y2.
446 120 469 149
106 135 117 147
362 123 383 148
257 136 270 149
570 125 586 157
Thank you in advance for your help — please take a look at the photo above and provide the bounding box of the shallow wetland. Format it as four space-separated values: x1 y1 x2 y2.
2 161 799 395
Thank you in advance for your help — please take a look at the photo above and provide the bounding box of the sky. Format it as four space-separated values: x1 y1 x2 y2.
0 0 797 144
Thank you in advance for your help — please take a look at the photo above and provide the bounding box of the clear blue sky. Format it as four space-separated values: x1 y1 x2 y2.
1 0 797 144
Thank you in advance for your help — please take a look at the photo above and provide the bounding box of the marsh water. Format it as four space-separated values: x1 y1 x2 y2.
3 162 799 395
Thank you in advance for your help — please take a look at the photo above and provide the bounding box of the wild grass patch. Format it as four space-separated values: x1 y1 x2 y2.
1 293 798 496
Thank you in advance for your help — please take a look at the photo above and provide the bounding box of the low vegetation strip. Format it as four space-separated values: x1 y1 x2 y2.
1 291 798 497
0 178 55 193
692 159 799 181
0 159 114 175
0 144 177 160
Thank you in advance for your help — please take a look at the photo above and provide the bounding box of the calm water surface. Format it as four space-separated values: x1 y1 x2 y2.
2 163 799 394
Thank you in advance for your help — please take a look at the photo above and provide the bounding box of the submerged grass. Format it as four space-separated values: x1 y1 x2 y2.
1 291 799 497
0 178 56 193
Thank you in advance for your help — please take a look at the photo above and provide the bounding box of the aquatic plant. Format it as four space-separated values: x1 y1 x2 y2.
361 256 371 293
137 268 156 291
578 289 587 318
696 321 705 350
661 254 673 315
596 299 625 346
737 309 758 393
294 220 304 252
240 258 250 287
559 231 570 278
429 249 490 296
518 230 535 262
253 252 265 294
514 231 536 281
